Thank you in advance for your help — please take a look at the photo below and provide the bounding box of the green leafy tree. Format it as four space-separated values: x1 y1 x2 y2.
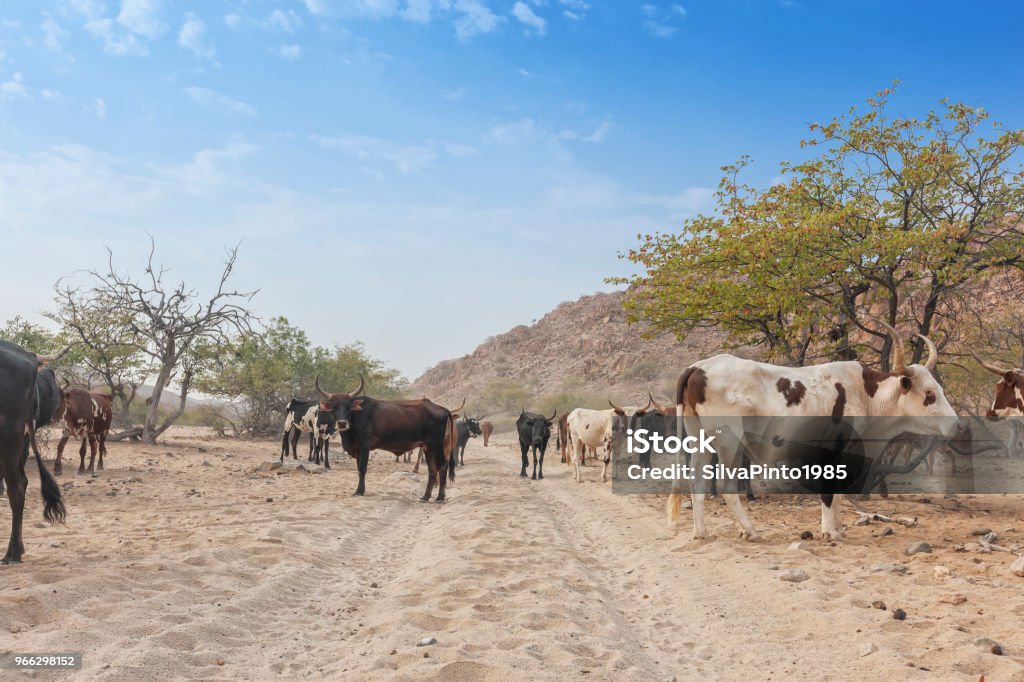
612 85 1024 369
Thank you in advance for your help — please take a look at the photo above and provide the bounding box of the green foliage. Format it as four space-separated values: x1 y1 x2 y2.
612 84 1024 369
621 357 663 381
197 316 406 434
479 377 531 415
0 316 59 352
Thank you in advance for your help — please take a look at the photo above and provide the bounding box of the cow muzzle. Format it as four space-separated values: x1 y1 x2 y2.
337 420 351 432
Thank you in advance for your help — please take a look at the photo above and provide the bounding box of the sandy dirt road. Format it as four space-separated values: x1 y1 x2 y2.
2 428 1023 680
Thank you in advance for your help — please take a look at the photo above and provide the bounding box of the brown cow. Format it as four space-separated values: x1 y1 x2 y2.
974 353 1024 458
481 420 493 447
55 388 113 476
317 374 459 501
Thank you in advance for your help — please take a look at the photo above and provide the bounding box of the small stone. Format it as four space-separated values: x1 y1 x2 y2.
933 566 951 579
971 528 993 536
905 541 932 556
939 592 967 605
216 658 225 666
370 582 379 588
766 564 779 570
416 637 437 647
423 652 429 658
859 642 877 657
266 497 273 503
980 532 999 544
788 542 808 551
871 600 887 610
854 516 871 527
893 608 907 620
389 650 397 656
201 460 212 467
871 562 908 574
800 531 813 540
778 569 810 583
880 527 894 537
954 543 967 552
992 644 1004 656
1010 556 1024 577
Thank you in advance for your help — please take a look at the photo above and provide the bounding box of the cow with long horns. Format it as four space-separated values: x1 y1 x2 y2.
516 409 556 479
566 397 653 483
316 375 459 501
974 353 1024 458
667 320 963 541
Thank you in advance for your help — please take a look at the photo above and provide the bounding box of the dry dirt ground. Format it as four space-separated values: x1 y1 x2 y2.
2 427 1024 681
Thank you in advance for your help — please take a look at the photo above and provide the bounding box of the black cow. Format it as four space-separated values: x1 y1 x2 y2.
280 398 322 462
317 376 458 501
517 409 556 480
0 341 67 564
452 416 482 466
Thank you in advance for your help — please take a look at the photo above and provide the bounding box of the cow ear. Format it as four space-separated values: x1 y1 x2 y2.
526 419 534 426
614 409 626 416
351 399 364 411
900 376 912 392
1005 371 1017 385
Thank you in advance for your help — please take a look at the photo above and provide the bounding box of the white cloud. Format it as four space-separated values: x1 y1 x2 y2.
267 8 304 32
311 133 437 174
178 12 215 60
401 0 433 22
41 14 70 51
183 86 257 117
275 44 303 60
559 0 589 20
453 0 501 40
84 18 149 55
559 120 612 143
224 13 243 30
117 0 165 39
486 118 538 145
642 3 685 38
512 1 546 35
41 89 62 100
84 97 106 118
0 72 29 101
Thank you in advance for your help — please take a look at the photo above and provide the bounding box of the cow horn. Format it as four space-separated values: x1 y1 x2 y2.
547 409 557 422
35 346 71 366
640 395 653 412
315 375 331 398
608 399 624 412
348 374 365 396
918 334 938 372
971 351 1012 377
648 392 667 413
60 377 70 391
870 317 905 373
448 397 466 416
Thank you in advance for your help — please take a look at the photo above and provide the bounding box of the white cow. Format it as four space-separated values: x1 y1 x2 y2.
668 320 963 541
566 398 651 483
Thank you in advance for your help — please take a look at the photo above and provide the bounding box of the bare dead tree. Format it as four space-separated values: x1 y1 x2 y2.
78 237 258 443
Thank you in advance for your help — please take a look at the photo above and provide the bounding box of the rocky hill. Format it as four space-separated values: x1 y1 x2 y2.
409 290 735 415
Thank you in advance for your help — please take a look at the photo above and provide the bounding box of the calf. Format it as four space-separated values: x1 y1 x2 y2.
280 398 320 462
481 420 493 447
517 410 556 479
566 398 652 483
54 388 113 476
311 404 338 468
452 416 482 466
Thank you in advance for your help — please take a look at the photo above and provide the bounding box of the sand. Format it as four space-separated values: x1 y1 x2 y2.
2 427 1023 681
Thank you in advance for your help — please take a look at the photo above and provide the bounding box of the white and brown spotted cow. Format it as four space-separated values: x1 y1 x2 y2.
55 387 113 475
667 320 963 541
974 353 1024 458
566 398 652 483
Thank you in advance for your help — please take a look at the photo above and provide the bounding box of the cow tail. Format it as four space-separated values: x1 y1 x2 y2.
447 414 456 483
31 422 66 525
667 368 697 530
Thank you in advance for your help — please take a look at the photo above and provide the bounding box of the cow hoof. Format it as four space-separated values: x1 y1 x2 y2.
1 557 21 565
419 496 430 503
520 473 527 478
353 491 365 497
435 498 446 504
740 530 761 542
531 475 537 480
54 469 62 476
538 475 543 480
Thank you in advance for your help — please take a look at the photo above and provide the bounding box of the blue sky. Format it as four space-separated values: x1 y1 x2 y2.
1 1 1023 378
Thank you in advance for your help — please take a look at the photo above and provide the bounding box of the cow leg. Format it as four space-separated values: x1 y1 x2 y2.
86 435 98 473
98 433 107 470
519 441 529 477
308 433 315 461
2 461 27 564
353 447 369 496
413 448 423 474
531 445 538 480
538 445 545 480
280 431 289 462
421 450 438 502
78 438 87 473
571 439 584 483
55 435 70 476
460 446 465 467
819 493 845 540
289 430 300 460
600 446 611 483
434 445 449 503
323 440 330 469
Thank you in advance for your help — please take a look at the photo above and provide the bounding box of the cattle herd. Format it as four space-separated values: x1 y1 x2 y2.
1 317 1023 564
